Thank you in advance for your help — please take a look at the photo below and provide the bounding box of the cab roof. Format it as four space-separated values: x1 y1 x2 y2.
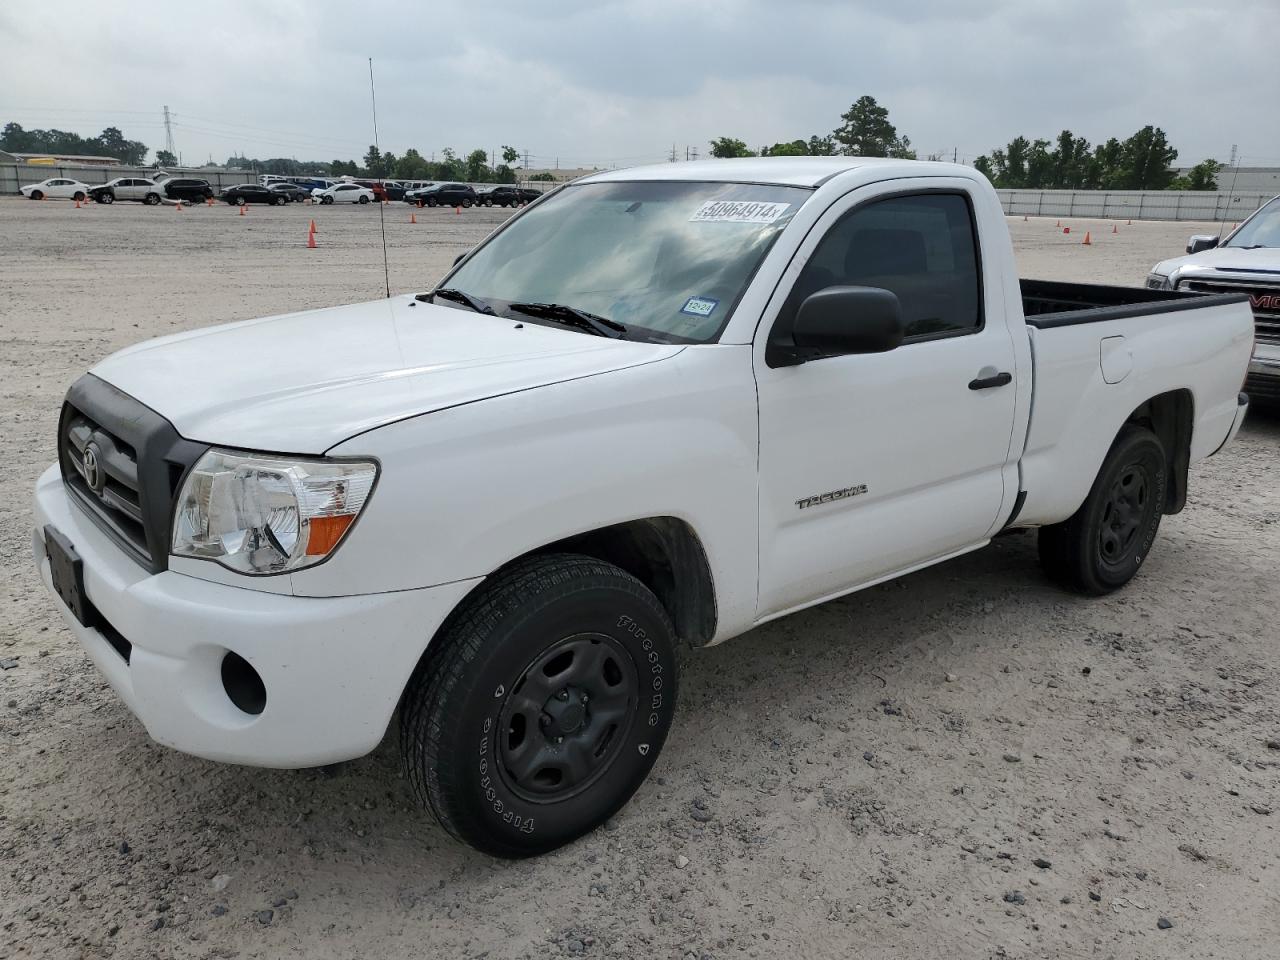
578 156 976 188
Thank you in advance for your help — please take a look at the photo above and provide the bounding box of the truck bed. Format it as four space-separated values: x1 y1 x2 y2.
1021 279 1249 328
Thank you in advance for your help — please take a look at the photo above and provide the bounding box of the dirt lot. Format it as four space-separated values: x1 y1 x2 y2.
1 197 1277 960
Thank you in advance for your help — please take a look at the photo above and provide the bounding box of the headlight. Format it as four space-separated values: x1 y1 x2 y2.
1145 273 1172 290
172 450 377 575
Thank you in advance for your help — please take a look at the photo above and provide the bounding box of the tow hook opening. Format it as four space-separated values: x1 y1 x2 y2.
221 651 266 716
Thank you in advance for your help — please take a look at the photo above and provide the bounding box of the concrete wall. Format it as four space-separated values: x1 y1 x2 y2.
995 189 1273 223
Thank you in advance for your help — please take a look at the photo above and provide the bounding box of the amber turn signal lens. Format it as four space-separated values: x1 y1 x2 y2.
306 515 355 555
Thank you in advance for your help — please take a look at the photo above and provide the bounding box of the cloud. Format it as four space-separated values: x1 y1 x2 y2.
0 0 1275 169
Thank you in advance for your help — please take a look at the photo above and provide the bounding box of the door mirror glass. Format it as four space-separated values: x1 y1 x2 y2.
780 286 904 364
1186 234 1219 255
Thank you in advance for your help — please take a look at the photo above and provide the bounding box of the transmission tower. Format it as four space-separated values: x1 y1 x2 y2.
162 105 175 157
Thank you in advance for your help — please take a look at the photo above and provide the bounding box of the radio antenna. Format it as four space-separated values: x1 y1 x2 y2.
1217 148 1242 242
369 57 391 298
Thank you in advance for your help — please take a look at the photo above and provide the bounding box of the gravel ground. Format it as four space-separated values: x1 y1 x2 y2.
1 197 1277 960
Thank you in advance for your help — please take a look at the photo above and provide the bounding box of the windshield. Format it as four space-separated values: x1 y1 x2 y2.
1224 196 1280 249
442 180 810 342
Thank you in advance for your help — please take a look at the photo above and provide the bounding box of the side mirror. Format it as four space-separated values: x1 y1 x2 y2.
771 286 904 366
1186 235 1219 255
453 252 467 266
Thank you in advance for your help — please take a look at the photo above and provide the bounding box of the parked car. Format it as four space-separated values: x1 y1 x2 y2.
350 179 404 202
1146 193 1280 407
312 182 375 205
221 183 287 206
400 180 435 194
268 182 310 203
475 186 530 207
408 182 477 207
163 179 215 203
89 178 166 205
32 158 1253 859
19 178 91 201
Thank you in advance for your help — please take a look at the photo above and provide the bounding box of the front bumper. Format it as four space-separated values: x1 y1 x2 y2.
1246 343 1280 405
32 464 480 768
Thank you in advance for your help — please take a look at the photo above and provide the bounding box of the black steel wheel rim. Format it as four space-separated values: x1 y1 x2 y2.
496 632 638 804
1098 462 1153 567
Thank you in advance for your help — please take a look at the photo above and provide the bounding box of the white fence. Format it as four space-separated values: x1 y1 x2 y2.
996 189 1272 222
0 162 556 196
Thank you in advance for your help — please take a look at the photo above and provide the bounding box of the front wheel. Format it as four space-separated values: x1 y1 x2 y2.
72 191 85 202
275 195 288 206
461 198 473 208
98 193 114 204
321 196 333 205
1038 424 1167 595
235 196 247 206
400 554 678 857
30 190 43 201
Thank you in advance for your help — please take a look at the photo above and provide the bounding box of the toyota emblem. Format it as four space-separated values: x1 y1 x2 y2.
82 443 103 492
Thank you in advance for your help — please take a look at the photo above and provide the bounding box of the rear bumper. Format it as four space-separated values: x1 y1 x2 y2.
32 464 480 768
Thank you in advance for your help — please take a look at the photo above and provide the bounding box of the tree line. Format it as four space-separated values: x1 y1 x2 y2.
709 96 1222 191
2 123 149 166
227 145 536 183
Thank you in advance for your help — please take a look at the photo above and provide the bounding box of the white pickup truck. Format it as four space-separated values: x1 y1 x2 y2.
33 158 1254 856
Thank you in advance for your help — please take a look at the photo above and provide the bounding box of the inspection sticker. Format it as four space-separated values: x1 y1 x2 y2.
690 200 790 224
680 296 719 317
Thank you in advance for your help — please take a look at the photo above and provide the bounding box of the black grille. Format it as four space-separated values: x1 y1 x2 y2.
1178 277 1280 344
58 375 207 573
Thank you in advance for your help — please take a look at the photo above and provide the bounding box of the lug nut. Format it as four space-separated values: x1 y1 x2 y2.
557 689 569 701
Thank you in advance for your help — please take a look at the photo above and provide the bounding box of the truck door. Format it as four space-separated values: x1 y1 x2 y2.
754 182 1019 618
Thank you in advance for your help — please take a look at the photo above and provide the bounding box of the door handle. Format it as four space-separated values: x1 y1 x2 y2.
968 371 1013 390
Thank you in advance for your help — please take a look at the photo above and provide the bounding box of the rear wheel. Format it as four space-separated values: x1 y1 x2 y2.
72 191 85 202
1038 424 1167 595
359 195 369 204
400 554 678 857
144 193 161 205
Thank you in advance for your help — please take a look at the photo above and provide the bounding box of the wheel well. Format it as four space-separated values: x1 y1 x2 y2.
523 518 718 646
1124 389 1193 514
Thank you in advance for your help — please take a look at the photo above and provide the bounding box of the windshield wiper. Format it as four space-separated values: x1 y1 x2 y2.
508 301 626 338
421 287 497 316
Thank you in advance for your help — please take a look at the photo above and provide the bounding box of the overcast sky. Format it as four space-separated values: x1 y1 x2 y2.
2 0 1277 170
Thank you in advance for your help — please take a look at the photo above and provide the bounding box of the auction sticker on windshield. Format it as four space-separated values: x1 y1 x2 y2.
680 296 718 317
690 200 791 224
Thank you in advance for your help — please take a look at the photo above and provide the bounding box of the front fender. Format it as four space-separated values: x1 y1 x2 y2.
301 346 762 640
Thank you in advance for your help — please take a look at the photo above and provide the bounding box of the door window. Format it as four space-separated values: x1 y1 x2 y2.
773 193 982 345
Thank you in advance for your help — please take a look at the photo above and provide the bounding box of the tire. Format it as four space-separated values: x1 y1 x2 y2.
462 198 473 208
144 193 161 205
72 191 85 202
426 198 438 207
1038 424 1167 595
321 196 333 205
275 195 287 206
30 190 43 201
98 193 114 205
400 554 678 858
359 195 369 204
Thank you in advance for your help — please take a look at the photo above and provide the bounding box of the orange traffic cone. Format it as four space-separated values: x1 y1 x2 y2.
1055 219 1060 227
455 206 461 215
1127 219 1132 225
410 212 417 224
307 230 317 249
238 205 245 216
1022 214 1027 221
1112 224 1118 234
417 200 423 208
175 201 183 211
1082 231 1092 245
1063 226 1070 234
74 198 81 208
206 197 214 207
308 219 317 234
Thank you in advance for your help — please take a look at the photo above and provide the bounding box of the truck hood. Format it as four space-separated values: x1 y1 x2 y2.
91 294 683 453
1153 245 1280 277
